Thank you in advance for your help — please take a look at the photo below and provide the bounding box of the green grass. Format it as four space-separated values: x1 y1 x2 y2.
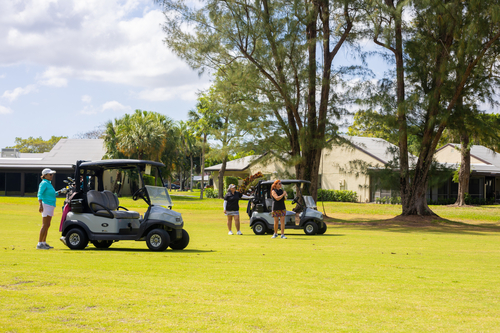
1 196 500 332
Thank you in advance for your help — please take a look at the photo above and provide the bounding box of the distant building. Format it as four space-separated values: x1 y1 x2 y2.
205 137 414 202
0 139 106 196
434 143 500 201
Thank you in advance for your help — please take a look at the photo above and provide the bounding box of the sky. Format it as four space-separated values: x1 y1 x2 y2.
0 0 212 148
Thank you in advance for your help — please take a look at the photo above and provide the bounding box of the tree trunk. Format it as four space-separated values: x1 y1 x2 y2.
112 171 122 194
200 134 206 199
190 155 194 192
218 156 228 199
455 132 471 206
393 3 410 212
401 168 438 217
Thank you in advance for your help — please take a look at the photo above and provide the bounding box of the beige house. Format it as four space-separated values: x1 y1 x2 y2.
434 143 500 200
205 136 405 202
205 155 293 191
320 136 403 202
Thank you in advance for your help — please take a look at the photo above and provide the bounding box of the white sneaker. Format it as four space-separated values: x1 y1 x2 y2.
281 235 287 239
228 231 234 235
60 237 66 246
44 243 54 249
271 233 278 238
36 243 49 250
237 231 243 235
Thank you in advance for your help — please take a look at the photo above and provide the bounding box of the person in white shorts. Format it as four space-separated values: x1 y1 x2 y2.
36 168 65 249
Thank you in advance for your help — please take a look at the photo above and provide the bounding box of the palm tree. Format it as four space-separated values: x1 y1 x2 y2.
102 119 128 194
116 110 166 160
178 121 198 191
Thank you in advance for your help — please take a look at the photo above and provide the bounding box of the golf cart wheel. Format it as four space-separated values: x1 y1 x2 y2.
318 223 327 235
92 240 113 249
169 229 190 250
253 222 267 235
66 228 89 250
303 221 318 235
146 229 170 251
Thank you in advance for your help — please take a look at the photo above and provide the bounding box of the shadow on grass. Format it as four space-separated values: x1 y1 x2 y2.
170 196 205 202
85 248 216 253
325 216 500 235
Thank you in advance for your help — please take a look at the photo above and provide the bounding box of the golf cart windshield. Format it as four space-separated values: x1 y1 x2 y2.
145 185 173 208
303 196 317 209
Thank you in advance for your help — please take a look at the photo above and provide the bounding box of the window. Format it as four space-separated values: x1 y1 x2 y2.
24 173 40 196
0 173 5 196
469 178 483 198
6 173 21 196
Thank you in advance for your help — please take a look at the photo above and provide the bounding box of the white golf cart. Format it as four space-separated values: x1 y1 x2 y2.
60 160 189 251
247 180 327 235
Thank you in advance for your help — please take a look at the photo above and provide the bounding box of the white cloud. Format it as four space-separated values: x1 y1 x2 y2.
136 82 211 102
102 100 130 112
1 84 37 102
0 74 5 79
0 105 13 114
0 1 202 90
80 100 131 115
81 95 92 103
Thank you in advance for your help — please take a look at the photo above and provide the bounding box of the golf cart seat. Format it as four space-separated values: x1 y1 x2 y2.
265 198 273 211
87 190 140 219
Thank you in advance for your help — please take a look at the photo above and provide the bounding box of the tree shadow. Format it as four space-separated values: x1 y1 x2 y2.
84 247 216 253
325 216 500 235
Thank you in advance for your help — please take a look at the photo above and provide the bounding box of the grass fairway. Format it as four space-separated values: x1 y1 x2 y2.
1 196 500 332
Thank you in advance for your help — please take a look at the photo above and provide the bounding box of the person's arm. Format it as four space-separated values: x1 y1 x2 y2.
37 182 46 213
223 200 227 213
271 190 287 200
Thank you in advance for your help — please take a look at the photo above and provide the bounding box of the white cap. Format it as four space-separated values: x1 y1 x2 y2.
228 184 236 190
41 168 56 175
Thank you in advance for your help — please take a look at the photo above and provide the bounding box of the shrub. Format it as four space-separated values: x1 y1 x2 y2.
224 176 239 191
240 172 265 193
142 174 155 186
205 188 219 198
317 189 358 202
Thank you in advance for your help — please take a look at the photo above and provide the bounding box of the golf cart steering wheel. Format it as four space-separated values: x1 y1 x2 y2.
292 196 300 205
132 187 147 201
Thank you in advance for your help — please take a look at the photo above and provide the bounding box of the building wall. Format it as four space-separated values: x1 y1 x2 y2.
210 171 249 191
248 158 295 180
0 168 74 197
208 149 387 202
320 146 386 203
434 146 487 165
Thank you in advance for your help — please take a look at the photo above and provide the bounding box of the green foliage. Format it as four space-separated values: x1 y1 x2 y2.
223 176 239 191
239 171 265 193
317 189 358 202
7 135 67 153
204 188 218 198
142 174 155 186
375 196 401 205
156 0 364 201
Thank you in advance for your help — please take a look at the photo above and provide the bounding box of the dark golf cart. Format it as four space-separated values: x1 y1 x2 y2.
60 159 189 251
247 180 327 235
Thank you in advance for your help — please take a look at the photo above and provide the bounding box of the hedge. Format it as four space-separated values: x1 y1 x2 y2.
205 188 219 198
142 174 155 186
223 176 239 191
317 189 358 202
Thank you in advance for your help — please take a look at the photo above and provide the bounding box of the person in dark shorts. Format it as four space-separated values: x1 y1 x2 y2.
271 180 287 239
223 184 243 235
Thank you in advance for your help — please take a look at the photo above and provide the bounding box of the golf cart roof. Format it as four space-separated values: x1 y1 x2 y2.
78 159 165 170
259 179 311 186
